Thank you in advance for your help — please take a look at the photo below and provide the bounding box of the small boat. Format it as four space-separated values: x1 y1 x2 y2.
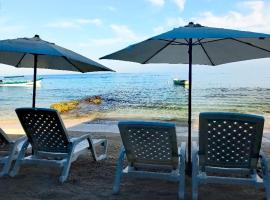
0 77 43 87
173 78 189 86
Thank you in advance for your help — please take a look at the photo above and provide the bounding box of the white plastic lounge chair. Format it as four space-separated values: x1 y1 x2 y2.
0 128 27 176
192 112 270 200
114 121 186 200
10 107 108 183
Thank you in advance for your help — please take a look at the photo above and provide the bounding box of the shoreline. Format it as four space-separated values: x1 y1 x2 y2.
1 112 270 143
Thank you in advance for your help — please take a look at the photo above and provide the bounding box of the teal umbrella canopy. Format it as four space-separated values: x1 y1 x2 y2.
101 22 270 173
0 35 113 107
0 35 112 72
101 22 270 65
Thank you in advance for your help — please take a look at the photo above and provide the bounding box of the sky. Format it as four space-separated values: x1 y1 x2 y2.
0 0 270 75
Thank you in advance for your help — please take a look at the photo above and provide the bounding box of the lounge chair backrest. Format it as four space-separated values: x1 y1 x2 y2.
199 112 264 170
118 121 178 169
0 128 10 149
16 108 70 153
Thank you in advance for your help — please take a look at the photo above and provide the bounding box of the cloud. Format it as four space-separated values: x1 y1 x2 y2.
147 0 165 7
77 24 145 60
174 0 186 11
147 0 185 11
153 1 270 35
85 24 142 47
107 6 116 12
0 17 25 39
195 1 270 33
46 18 103 29
153 17 186 34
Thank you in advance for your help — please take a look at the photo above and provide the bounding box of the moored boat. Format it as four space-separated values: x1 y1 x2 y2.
0 77 43 87
173 78 189 86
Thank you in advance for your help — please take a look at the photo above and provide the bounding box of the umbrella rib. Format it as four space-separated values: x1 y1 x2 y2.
158 39 188 45
197 40 215 66
142 39 176 64
62 56 84 73
230 38 270 53
200 38 229 44
15 53 26 67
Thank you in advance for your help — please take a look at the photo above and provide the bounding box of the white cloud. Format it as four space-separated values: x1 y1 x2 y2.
46 18 103 29
153 17 186 34
153 1 270 35
87 24 141 47
174 0 186 11
107 6 117 12
110 24 138 41
147 0 185 11
147 0 165 7
78 24 144 59
166 17 186 27
195 1 270 33
0 17 25 39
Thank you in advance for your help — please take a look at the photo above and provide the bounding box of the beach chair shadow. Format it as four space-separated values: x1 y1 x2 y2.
9 107 108 183
114 121 186 200
192 112 270 200
0 128 28 176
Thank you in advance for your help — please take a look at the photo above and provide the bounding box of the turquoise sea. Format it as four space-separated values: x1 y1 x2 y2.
1 65 270 122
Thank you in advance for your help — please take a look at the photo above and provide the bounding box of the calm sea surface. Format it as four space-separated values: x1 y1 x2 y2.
1 66 270 121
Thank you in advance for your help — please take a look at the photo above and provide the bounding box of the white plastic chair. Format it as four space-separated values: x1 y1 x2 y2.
192 112 270 200
114 121 186 200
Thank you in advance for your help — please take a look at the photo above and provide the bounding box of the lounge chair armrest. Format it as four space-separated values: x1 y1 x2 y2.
178 142 186 174
113 145 126 194
192 141 198 161
118 145 126 162
71 134 91 146
192 141 199 177
178 142 186 163
13 136 27 145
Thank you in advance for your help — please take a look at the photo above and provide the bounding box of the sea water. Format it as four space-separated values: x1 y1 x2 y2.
0 66 270 122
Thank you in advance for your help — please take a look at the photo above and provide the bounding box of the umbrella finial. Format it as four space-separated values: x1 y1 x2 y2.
185 22 203 27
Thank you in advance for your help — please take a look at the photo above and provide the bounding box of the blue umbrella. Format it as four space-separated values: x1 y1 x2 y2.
101 22 270 173
0 35 113 107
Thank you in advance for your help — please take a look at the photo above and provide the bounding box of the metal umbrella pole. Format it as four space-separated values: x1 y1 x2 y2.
32 54 38 108
186 38 192 174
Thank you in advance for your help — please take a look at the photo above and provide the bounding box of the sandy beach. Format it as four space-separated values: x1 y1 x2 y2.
0 117 269 200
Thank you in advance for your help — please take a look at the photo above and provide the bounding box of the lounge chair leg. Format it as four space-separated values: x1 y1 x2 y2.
260 152 270 200
192 177 198 200
178 142 186 200
59 147 75 183
178 176 185 200
9 140 29 177
113 146 125 194
192 142 199 200
0 145 17 176
88 138 108 161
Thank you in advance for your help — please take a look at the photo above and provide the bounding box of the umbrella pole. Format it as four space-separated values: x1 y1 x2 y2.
32 54 37 108
186 38 193 175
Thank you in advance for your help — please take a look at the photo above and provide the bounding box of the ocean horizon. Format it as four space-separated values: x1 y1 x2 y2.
1 68 270 123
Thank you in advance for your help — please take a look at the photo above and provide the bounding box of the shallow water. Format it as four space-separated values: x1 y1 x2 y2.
0 69 270 121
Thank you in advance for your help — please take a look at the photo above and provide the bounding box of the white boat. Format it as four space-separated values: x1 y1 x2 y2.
0 77 42 87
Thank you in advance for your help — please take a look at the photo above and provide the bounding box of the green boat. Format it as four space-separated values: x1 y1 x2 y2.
0 77 43 87
173 78 189 86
